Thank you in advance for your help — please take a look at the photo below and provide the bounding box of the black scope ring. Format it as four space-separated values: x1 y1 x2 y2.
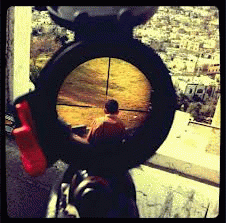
15 37 176 174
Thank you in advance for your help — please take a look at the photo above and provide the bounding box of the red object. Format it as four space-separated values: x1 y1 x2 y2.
12 100 47 176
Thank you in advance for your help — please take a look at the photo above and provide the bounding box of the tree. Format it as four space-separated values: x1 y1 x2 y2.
186 98 217 122
187 102 202 121
199 103 215 118
176 93 189 111
30 35 61 86
202 64 209 73
30 35 61 66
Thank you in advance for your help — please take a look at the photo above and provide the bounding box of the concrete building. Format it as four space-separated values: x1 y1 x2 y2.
207 64 220 80
208 64 220 73
180 39 200 52
184 83 220 101
172 74 220 102
184 84 205 100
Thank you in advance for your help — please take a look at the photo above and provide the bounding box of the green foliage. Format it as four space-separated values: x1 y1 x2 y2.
176 93 189 111
30 34 61 86
30 35 61 65
187 102 202 121
199 104 215 117
186 98 217 122
177 91 218 122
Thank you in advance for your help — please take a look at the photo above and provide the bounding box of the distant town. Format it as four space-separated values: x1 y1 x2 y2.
32 6 220 93
133 6 220 104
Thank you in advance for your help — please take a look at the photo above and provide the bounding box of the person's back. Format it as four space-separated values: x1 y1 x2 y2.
86 100 126 147
87 113 125 147
68 100 139 217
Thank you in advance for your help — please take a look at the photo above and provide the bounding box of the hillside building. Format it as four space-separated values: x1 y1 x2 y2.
184 83 220 101
208 64 220 73
172 75 220 101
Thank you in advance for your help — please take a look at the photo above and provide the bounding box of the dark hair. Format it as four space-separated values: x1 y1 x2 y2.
105 99 119 114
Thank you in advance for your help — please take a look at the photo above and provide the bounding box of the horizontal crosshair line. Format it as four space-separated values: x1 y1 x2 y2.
57 103 150 113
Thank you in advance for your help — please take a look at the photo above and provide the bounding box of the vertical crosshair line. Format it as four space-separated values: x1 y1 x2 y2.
105 57 111 100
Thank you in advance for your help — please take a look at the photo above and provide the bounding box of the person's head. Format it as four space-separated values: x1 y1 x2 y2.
104 99 119 115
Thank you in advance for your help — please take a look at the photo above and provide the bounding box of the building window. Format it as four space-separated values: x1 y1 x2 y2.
197 89 203 94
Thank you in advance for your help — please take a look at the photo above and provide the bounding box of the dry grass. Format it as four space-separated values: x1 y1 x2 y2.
57 58 151 128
